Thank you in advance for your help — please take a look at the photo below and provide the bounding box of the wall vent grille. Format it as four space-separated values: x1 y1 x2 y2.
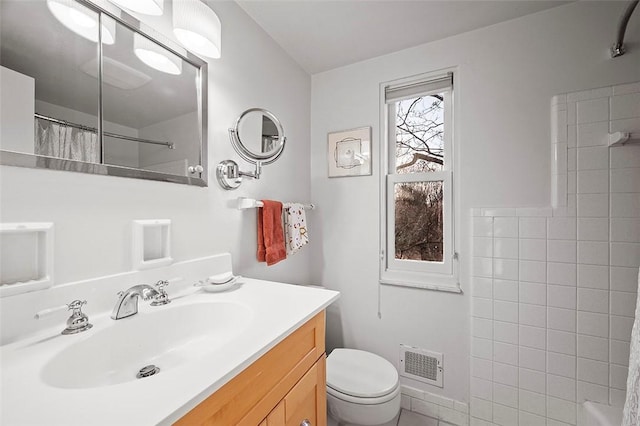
399 344 443 387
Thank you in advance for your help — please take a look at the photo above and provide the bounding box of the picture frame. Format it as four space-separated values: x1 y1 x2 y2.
327 126 372 177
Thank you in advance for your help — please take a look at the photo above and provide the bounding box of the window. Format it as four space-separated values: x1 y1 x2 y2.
380 72 458 291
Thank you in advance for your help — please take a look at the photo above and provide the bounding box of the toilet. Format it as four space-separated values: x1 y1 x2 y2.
326 348 401 426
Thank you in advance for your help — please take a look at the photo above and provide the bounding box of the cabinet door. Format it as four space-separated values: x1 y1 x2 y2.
284 355 327 426
266 402 285 426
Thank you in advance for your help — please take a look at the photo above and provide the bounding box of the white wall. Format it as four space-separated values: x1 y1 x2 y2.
0 1 311 287
310 1 640 405
0 66 34 154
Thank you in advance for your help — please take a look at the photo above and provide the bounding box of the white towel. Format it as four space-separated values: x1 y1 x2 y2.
622 267 640 426
283 203 309 255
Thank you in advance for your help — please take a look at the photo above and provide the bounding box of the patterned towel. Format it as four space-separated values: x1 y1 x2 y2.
283 203 309 255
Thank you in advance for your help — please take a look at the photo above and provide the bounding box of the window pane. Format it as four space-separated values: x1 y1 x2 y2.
395 94 444 173
394 181 443 262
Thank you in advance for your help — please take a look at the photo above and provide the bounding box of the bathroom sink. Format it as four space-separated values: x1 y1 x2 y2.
41 301 253 389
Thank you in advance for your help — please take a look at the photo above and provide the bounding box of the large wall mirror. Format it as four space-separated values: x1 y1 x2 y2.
0 0 208 186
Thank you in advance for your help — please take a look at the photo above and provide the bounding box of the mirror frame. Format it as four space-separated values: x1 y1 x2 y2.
231 108 285 165
0 0 209 187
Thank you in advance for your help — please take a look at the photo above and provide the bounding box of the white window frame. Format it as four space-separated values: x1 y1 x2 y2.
379 70 460 292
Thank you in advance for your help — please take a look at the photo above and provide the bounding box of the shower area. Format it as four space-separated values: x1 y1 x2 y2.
470 79 640 425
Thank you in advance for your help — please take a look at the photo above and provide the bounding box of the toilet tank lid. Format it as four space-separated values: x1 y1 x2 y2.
326 348 399 398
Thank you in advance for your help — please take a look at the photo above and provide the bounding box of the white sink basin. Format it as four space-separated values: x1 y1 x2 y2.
41 301 253 389
2 275 339 426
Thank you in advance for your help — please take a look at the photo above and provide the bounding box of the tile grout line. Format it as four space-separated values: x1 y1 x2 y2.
491 212 496 405
607 97 612 406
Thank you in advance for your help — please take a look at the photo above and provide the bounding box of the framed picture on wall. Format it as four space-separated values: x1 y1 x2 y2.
327 126 372 177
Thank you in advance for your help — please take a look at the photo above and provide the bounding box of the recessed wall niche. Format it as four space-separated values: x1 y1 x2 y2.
0 223 54 297
132 219 172 270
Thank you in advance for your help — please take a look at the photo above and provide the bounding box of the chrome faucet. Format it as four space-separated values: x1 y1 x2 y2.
111 281 170 320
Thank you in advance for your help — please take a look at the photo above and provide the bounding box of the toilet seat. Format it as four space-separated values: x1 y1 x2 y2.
327 382 400 405
327 349 399 405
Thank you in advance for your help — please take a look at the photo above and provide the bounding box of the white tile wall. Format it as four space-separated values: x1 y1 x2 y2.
548 329 576 355
577 194 609 217
519 282 546 305
577 218 609 241
519 239 546 261
547 352 576 379
577 288 609 314
611 266 639 292
548 307 576 332
519 304 546 328
610 218 640 243
577 264 609 289
519 325 545 350
493 383 518 408
470 82 639 425
494 321 518 344
519 261 546 283
576 98 609 124
577 334 609 361
548 262 577 286
611 92 640 119
577 146 608 171
610 145 640 169
519 218 547 239
401 386 470 426
577 311 608 338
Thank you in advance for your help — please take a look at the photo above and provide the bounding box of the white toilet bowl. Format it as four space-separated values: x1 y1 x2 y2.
326 349 401 426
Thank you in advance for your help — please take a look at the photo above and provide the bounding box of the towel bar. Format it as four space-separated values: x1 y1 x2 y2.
236 197 315 210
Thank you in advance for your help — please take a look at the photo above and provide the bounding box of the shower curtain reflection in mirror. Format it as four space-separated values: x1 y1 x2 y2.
34 117 99 164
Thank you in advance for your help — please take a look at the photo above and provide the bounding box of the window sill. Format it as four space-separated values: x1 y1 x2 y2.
379 273 462 293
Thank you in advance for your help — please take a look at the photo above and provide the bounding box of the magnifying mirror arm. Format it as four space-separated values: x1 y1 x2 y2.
238 161 262 179
216 159 262 190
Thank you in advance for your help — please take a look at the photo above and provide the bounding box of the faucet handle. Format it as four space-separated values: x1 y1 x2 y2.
151 280 171 306
154 280 169 291
67 300 86 311
61 300 93 335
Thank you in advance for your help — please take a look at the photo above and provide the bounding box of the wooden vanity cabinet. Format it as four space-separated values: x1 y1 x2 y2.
175 311 327 426
261 356 325 426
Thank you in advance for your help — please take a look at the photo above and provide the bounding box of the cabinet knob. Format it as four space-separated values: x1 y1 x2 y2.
300 420 311 426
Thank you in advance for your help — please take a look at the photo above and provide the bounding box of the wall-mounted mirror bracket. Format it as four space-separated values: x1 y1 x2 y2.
216 108 286 190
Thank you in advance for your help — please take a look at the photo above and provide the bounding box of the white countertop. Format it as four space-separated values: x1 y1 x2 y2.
1 279 339 426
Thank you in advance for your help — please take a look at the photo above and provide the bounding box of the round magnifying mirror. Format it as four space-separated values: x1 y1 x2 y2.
232 108 285 164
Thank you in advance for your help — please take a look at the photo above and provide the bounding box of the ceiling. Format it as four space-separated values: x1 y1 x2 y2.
237 0 571 74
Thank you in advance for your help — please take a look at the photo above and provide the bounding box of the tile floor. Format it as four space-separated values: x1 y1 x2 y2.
328 409 457 426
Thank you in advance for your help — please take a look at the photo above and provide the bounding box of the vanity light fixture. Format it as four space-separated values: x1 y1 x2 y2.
46 0 115 44
134 33 182 75
172 0 221 59
108 0 163 16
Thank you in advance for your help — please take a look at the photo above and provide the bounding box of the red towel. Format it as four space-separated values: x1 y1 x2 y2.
257 200 287 266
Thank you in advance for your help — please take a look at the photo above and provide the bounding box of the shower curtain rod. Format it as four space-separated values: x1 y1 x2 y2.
34 113 175 149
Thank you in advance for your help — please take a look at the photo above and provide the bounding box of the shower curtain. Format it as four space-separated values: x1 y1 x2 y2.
34 117 99 163
622 268 640 425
